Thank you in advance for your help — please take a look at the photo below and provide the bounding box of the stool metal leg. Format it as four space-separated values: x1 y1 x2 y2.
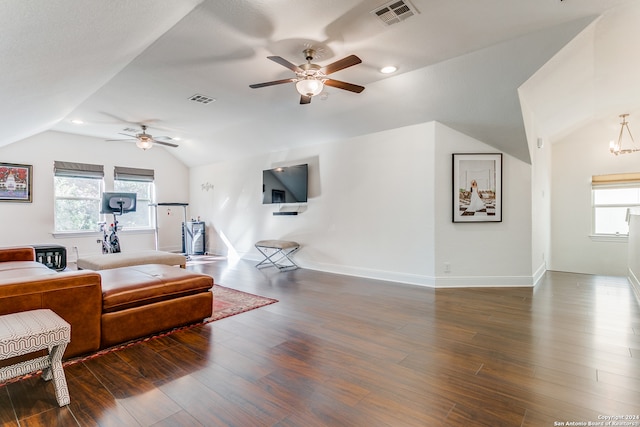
255 245 299 271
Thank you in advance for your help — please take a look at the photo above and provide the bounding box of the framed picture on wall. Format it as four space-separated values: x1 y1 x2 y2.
0 163 33 203
452 153 502 222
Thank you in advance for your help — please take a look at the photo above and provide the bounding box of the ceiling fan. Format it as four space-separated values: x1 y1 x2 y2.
107 125 178 150
249 48 365 104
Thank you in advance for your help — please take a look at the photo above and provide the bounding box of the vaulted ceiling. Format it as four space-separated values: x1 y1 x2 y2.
2 0 638 167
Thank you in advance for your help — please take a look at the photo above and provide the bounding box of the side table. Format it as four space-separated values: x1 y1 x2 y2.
33 244 67 271
0 309 71 406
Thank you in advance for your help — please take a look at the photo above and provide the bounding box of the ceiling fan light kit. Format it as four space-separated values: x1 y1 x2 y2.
296 78 324 97
249 48 364 105
136 138 153 150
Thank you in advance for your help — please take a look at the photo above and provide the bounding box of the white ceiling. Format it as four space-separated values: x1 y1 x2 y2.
1 0 638 167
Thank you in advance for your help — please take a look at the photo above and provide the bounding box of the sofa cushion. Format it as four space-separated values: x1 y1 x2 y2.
0 247 35 263
0 261 56 279
99 264 213 313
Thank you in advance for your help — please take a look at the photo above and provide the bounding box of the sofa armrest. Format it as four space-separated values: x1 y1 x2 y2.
0 246 36 262
0 270 102 358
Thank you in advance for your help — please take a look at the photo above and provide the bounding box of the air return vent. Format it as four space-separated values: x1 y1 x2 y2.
371 0 419 26
188 94 216 104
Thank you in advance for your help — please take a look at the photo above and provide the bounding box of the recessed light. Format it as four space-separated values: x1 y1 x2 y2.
380 66 397 74
70 119 84 125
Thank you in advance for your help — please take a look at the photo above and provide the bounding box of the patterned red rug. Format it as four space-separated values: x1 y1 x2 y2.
0 285 277 387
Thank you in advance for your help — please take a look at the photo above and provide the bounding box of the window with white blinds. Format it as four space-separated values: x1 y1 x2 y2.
113 167 155 229
53 161 104 232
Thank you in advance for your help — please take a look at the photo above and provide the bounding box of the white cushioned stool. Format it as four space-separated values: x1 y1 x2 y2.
255 240 300 271
0 309 71 406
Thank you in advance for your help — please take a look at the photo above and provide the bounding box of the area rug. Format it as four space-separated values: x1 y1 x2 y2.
0 285 277 387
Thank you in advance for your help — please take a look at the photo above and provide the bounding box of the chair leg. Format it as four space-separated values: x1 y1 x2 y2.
255 246 299 271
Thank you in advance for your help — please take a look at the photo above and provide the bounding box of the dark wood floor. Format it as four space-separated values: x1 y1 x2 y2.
1 260 639 426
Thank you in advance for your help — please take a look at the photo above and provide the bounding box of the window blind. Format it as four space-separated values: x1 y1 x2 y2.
114 166 154 182
53 161 104 178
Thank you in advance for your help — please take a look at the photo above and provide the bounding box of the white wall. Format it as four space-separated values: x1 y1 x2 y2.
0 131 189 260
627 210 640 303
190 121 535 287
551 122 635 275
433 123 533 287
190 122 437 285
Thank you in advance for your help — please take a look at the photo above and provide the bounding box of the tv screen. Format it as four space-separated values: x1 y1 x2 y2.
262 164 308 204
101 192 137 214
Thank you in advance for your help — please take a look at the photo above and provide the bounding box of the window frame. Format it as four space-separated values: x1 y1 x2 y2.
112 166 155 230
591 173 640 237
53 161 104 234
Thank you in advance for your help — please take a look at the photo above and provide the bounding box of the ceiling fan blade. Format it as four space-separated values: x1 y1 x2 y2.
153 139 179 148
249 78 296 89
267 56 303 73
321 55 362 75
106 138 136 142
324 79 365 93
300 95 312 105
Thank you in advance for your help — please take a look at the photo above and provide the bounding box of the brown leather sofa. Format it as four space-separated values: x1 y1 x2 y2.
0 246 213 359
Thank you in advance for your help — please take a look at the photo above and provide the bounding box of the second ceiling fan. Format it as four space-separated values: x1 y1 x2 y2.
249 48 365 104
107 125 178 150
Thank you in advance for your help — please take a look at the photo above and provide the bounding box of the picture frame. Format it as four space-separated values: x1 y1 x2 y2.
452 153 502 222
0 163 33 203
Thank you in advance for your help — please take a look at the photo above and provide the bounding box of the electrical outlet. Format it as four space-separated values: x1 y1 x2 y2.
96 239 101 244
444 262 451 273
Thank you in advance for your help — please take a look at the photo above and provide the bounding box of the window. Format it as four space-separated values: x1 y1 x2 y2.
113 167 155 229
592 173 640 235
54 161 104 232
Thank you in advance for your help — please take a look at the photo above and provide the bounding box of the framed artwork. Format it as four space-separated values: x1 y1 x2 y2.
452 153 502 222
0 163 33 203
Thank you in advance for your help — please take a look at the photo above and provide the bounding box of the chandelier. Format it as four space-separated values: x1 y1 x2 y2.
609 114 637 155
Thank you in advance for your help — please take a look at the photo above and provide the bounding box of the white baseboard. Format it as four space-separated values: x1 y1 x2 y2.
303 261 436 287
243 254 538 288
434 275 535 288
532 262 547 287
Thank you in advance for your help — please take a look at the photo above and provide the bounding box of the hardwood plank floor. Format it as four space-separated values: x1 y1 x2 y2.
1 262 639 426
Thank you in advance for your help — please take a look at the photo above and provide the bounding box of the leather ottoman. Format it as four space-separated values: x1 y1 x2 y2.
98 264 213 348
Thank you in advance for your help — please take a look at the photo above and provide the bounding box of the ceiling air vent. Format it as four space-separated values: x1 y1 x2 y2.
371 0 419 26
188 94 216 104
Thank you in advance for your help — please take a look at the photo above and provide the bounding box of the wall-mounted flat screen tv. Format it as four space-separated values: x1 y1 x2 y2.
100 192 137 214
262 164 308 204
